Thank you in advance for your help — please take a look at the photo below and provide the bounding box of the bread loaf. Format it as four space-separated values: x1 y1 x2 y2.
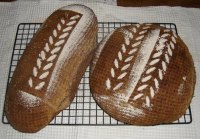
5 4 97 133
90 24 196 125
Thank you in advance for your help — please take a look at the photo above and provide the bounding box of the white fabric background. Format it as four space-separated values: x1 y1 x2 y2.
0 1 200 139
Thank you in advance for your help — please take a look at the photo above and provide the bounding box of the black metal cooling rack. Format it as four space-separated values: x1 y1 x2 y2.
2 22 192 125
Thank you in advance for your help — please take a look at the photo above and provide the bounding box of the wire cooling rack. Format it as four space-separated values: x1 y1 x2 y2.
2 22 192 125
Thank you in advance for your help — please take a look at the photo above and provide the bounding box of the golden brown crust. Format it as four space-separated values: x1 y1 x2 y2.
90 24 196 125
5 4 97 133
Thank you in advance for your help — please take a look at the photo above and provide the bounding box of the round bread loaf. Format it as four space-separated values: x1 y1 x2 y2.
90 24 196 125
5 4 97 132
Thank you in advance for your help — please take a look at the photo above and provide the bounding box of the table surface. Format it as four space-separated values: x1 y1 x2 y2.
117 0 200 8
0 1 200 139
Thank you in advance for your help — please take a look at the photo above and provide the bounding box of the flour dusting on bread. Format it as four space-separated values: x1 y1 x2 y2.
133 29 177 107
178 76 187 95
90 24 195 125
96 95 144 117
19 91 41 107
118 29 160 102
5 5 97 132
28 13 80 91
47 5 96 93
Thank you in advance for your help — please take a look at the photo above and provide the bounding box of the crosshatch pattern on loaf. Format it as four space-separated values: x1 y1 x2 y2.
2 22 192 125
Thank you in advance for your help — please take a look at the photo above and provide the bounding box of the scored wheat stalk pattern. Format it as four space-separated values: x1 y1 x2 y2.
28 14 81 90
132 28 178 107
105 24 150 91
105 24 178 107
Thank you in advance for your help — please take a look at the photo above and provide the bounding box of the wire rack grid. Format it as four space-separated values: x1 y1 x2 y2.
2 22 192 125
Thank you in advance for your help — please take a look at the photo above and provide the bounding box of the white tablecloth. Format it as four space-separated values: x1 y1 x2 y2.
0 1 200 139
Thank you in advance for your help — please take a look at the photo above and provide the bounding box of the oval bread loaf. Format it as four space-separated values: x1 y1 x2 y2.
5 4 97 132
90 24 196 125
